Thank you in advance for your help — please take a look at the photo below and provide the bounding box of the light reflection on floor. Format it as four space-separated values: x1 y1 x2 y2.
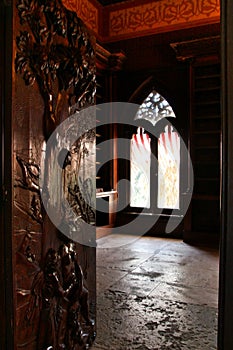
92 235 219 349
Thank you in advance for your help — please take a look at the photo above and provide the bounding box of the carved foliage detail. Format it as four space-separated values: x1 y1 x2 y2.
14 155 44 224
15 155 40 193
14 3 96 348
15 0 96 133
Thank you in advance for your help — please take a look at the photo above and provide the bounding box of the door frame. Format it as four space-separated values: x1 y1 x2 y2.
0 0 14 349
218 0 233 349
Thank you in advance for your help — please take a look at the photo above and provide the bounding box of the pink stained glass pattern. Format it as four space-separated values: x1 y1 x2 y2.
157 125 180 209
130 127 151 208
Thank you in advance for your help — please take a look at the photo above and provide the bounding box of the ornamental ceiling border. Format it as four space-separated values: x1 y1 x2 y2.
62 0 220 42
62 0 100 34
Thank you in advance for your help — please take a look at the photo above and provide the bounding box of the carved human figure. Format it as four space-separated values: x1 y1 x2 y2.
34 244 94 349
36 248 66 350
59 243 94 326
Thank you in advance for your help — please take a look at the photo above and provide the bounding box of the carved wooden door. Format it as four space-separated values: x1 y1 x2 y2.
1 0 96 349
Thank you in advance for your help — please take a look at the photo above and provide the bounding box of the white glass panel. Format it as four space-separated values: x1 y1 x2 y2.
130 127 151 208
135 90 176 126
157 125 180 209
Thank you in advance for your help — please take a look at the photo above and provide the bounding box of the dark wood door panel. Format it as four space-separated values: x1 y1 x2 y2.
1 0 97 349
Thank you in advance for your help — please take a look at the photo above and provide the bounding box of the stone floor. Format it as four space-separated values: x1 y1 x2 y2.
92 234 219 350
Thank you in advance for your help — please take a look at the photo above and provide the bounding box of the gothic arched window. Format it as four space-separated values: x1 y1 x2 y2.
130 90 180 210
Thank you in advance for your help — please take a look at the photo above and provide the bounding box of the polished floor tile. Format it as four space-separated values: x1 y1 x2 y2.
92 234 219 349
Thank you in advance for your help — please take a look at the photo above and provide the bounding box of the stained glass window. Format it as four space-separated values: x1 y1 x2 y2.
135 90 176 126
130 127 151 208
157 125 180 209
131 90 180 210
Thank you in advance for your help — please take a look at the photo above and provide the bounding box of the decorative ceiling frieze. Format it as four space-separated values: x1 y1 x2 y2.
62 0 220 42
107 0 220 41
62 0 100 33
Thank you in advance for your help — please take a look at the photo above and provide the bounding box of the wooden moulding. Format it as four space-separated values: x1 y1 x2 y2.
170 35 220 62
96 43 126 71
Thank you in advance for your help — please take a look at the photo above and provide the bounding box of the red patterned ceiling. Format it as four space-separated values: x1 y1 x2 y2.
62 0 220 42
97 0 127 5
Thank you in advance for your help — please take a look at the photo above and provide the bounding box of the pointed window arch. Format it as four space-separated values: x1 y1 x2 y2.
130 90 180 210
135 90 176 126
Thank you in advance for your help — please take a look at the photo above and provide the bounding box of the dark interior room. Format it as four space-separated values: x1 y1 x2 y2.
1 0 233 349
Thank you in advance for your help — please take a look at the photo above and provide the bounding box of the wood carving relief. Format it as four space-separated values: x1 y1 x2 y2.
15 156 43 224
14 146 96 348
14 0 96 349
27 243 95 349
15 0 96 138
56 127 96 244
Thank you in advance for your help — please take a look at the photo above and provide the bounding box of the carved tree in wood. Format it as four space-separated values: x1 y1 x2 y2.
15 1 96 349
15 0 96 138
